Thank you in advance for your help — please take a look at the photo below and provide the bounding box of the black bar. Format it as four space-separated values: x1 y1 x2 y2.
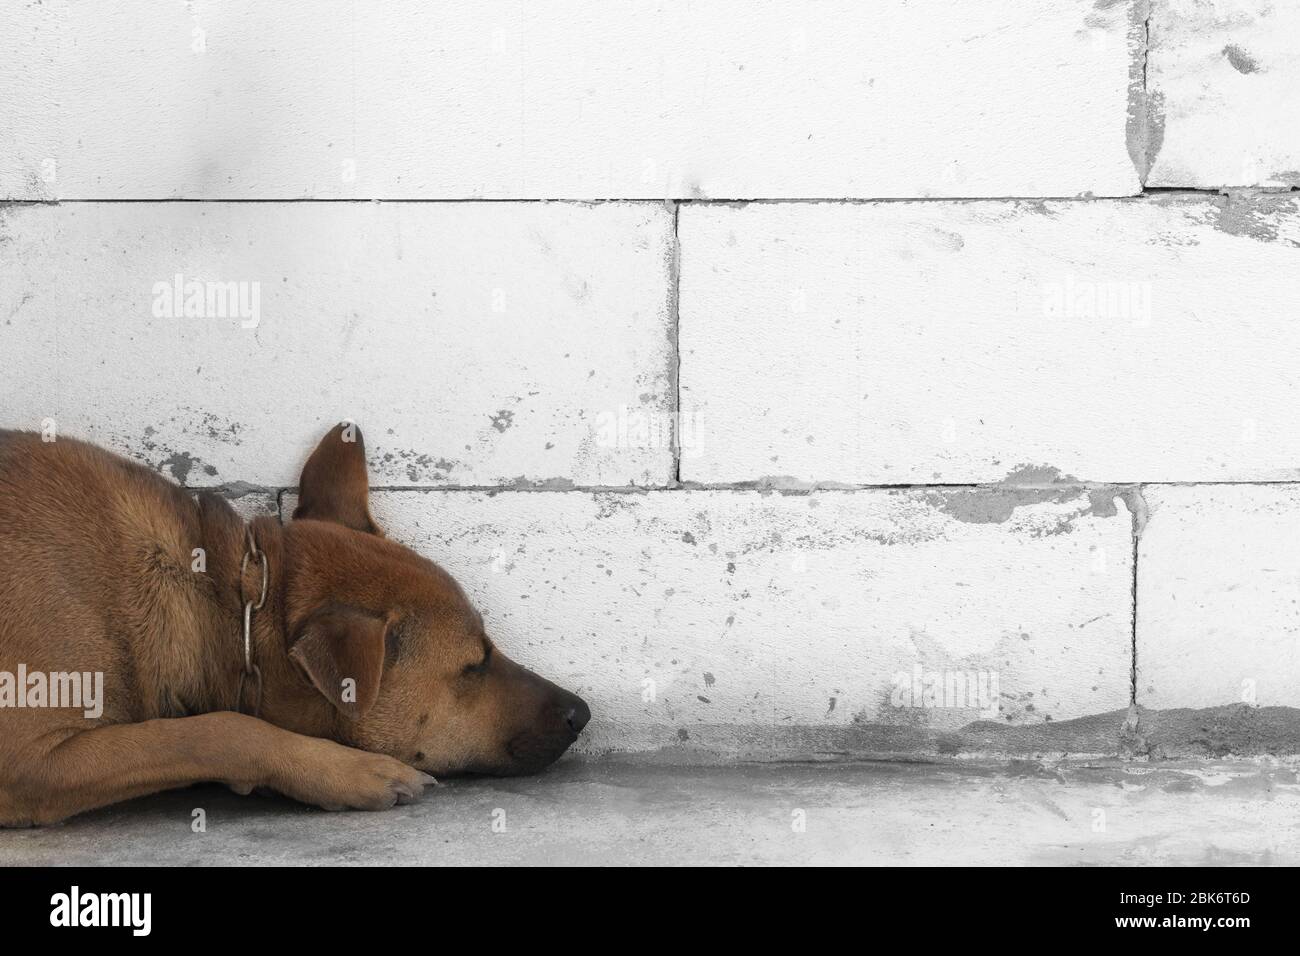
0 866 1286 942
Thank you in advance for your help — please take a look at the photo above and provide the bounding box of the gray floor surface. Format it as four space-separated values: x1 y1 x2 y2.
2 756 1295 866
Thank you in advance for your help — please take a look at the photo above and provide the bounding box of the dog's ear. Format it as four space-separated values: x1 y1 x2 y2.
289 605 390 718
293 422 381 535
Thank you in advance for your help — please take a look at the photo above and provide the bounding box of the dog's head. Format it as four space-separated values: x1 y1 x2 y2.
279 424 589 775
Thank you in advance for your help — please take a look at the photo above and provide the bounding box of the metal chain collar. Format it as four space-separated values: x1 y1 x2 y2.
237 525 268 716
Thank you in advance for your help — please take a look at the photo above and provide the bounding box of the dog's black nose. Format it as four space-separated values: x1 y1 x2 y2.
564 696 591 735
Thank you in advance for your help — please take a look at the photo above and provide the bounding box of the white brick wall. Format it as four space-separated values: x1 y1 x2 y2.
2 0 1137 200
3 0 1298 755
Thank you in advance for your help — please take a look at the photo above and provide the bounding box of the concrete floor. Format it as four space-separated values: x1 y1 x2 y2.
2 756 1297 866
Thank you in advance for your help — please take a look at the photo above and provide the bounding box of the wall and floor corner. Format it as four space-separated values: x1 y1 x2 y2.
2 0 1299 772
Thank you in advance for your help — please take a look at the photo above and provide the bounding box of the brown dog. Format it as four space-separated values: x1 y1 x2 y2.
0 424 589 825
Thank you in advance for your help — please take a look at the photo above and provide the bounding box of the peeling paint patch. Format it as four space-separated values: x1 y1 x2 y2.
489 410 515 433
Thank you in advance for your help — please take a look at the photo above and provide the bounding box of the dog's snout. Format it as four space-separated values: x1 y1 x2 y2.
547 686 589 738
564 696 591 735
495 659 592 774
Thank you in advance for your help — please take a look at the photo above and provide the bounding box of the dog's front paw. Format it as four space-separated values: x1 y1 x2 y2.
274 740 437 812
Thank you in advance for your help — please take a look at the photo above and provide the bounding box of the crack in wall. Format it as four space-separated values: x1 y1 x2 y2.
669 200 682 488
1122 485 1149 709
13 186 1299 208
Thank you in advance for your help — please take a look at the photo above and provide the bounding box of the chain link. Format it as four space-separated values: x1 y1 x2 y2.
236 525 268 716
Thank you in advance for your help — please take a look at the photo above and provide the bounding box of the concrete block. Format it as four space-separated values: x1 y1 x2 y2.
1 0 1137 199
679 195 1300 484
0 201 674 488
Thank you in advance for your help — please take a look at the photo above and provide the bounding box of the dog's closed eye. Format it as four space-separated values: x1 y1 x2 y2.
461 639 493 677
385 617 409 666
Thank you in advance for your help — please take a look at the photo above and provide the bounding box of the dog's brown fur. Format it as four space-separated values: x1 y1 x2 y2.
0 425 588 825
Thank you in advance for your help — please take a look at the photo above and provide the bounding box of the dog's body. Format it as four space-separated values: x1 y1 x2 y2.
0 426 588 825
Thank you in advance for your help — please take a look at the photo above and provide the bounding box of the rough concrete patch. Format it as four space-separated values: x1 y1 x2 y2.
160 451 200 484
1085 487 1121 518
999 464 1075 484
1125 0 1164 184
1016 199 1060 217
711 475 865 495
924 464 1132 532
627 705 1300 761
1091 484 1148 535
114 416 253 487
1222 43 1262 74
490 476 579 492
1118 484 1149 535
663 203 681 478
952 708 1130 756
928 228 964 252
377 448 461 484
209 480 273 499
1128 704 1300 758
1206 191 1299 244
926 486 1071 525
634 710 1131 761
